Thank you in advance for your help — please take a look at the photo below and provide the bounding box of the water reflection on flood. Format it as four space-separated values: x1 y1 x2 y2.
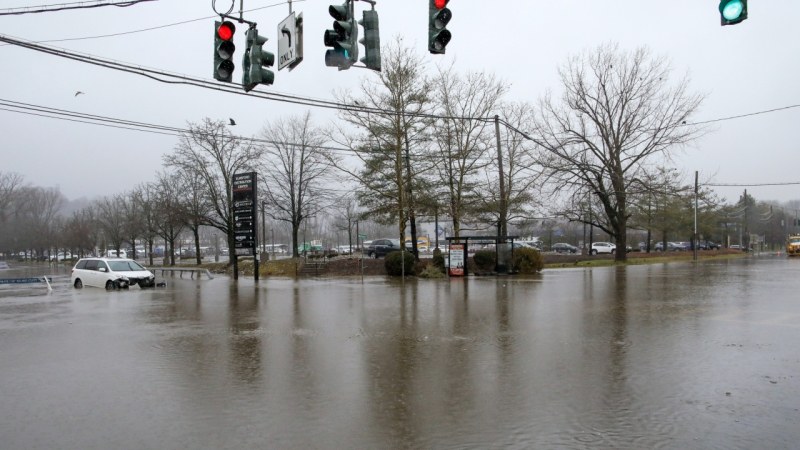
1 258 800 449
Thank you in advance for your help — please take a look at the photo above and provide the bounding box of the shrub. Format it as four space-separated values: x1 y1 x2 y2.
432 248 445 271
512 247 544 274
473 250 496 272
384 250 416 276
418 263 445 278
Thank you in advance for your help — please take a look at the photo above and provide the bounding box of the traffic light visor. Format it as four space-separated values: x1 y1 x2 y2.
433 8 452 29
432 30 451 51
329 4 349 21
217 21 235 41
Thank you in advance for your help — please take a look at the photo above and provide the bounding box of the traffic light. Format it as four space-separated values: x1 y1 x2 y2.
428 0 452 54
242 27 275 91
719 0 748 26
359 9 381 71
214 20 236 82
324 1 358 70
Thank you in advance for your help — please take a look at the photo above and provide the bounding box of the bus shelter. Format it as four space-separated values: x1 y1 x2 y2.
445 235 519 277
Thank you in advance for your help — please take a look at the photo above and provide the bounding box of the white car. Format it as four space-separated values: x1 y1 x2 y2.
590 242 616 255
71 257 156 290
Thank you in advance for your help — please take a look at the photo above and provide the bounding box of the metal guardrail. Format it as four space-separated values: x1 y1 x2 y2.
152 267 214 280
0 276 53 291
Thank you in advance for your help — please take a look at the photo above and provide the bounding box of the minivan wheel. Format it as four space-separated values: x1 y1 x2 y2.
105 280 116 290
370 252 377 259
591 249 598 255
611 249 616 254
74 279 83 289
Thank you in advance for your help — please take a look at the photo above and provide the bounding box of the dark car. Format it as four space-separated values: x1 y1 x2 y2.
366 238 402 258
551 242 578 254
655 241 683 252
698 240 720 250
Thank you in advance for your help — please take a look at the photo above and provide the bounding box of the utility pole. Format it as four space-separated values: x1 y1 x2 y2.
403 129 419 260
693 171 698 261
743 188 749 250
495 115 507 239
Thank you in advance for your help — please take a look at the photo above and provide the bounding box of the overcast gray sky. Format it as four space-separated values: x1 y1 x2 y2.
1 0 798 204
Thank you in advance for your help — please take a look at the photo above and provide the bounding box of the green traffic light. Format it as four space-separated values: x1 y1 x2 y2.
719 0 747 25
721 0 743 20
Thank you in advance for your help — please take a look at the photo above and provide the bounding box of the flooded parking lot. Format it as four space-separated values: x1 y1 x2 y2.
1 257 799 449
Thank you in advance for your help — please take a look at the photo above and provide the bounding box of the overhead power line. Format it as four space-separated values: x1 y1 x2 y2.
0 33 490 122
706 182 800 187
0 0 156 16
0 97 373 156
5 1 301 44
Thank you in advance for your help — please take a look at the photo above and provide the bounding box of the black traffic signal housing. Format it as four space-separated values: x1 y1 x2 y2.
719 0 748 26
242 27 275 91
359 9 381 71
428 0 452 54
324 1 358 70
214 20 236 82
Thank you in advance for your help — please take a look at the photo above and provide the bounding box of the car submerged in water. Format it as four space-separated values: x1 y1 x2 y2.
787 235 800 257
71 257 156 290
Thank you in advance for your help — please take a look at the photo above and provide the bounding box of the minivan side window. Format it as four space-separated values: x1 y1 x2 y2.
75 260 88 269
85 259 98 270
97 261 109 271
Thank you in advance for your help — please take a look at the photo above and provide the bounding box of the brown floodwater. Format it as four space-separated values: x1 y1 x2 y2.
1 256 799 449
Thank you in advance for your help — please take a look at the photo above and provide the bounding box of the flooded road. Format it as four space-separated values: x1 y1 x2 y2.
1 256 799 449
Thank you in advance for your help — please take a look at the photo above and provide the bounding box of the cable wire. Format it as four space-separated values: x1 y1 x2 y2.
0 0 156 16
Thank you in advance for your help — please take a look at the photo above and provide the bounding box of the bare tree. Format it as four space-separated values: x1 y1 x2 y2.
176 169 214 265
152 172 187 266
134 183 160 266
95 194 127 256
533 43 705 261
165 118 263 277
62 206 97 257
331 194 360 253
259 112 333 257
17 186 66 257
0 172 25 253
429 64 509 237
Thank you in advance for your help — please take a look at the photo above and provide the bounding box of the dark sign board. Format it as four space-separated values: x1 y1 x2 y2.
232 172 258 256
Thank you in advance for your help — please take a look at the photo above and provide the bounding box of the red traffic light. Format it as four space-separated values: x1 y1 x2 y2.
216 21 235 41
434 0 448 9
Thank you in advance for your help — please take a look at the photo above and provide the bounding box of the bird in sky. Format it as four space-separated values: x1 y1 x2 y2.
74 91 84 96
229 118 236 125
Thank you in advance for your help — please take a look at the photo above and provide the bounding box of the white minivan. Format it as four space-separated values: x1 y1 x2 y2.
71 257 155 289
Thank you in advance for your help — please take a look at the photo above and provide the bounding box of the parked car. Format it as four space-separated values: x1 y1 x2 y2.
106 249 128 258
366 238 403 258
511 242 540 251
698 240 720 250
654 241 682 252
71 257 156 290
551 242 578 254
590 242 616 255
673 241 692 251
337 245 355 255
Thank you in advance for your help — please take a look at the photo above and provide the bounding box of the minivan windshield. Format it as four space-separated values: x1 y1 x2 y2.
108 260 146 272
